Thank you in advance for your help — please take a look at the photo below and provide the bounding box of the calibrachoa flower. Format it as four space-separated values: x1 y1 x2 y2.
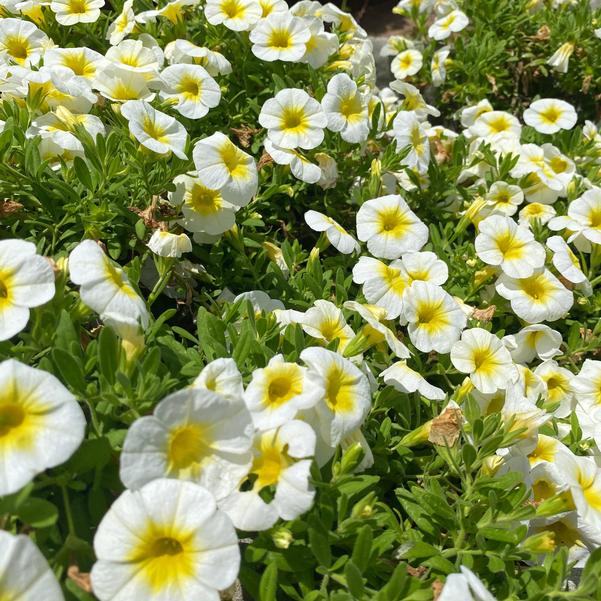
301 299 355 352
192 132 258 206
204 0 261 31
69 240 149 328
264 139 322 184
428 9 469 40
147 230 192 258
548 187 601 245
305 209 360 254
121 100 187 159
390 111 431 173
0 18 49 66
50 0 104 25
193 357 245 402
91 479 240 601
356 194 429 259
0 359 86 495
220 420 316 530
0 239 55 341
249 12 310 62
391 49 423 80
120 387 253 498
450 328 517 394
259 87 327 150
380 361 445 400
0 531 64 600
503 324 562 364
523 98 578 134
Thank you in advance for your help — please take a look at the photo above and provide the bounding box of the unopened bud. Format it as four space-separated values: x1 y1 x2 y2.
272 527 293 549
535 490 576 518
522 531 556 554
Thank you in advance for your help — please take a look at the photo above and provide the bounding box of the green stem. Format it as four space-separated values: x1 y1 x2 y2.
61 484 76 537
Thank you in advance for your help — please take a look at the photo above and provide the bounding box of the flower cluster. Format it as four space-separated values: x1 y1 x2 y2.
1 0 601 599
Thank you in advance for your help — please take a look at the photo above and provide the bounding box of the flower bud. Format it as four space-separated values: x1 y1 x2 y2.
272 527 293 549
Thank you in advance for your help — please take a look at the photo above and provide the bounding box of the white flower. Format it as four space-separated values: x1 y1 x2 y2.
450 328 517 394
105 39 162 78
147 230 192 258
264 139 322 184
192 357 244 402
234 290 285 313
390 111 431 173
106 0 135 45
523 98 577 134
258 0 288 17
0 359 86 495
300 347 371 446
249 12 310 62
50 0 104 25
204 0 261 31
69 239 149 328
534 360 574 417
170 173 239 235
548 188 601 245
0 239 55 341
259 88 327 150
438 566 495 601
402 281 467 353
0 531 64 601
356 194 429 259
44 46 107 83
390 81 440 120
321 73 369 143
484 181 524 217
93 64 154 102
352 256 409 319
495 269 574 324
547 42 574 74
120 387 253 498
121 100 187 159
469 111 522 141
380 361 445 400
547 235 588 285
300 17 337 68
460 99 493 128
431 45 450 86
475 215 545 278
0 17 49 66
519 202 556 227
164 39 232 76
401 251 449 285
91 479 240 601
159 64 221 119
502 324 562 364
244 354 324 430
301 299 355 353
220 420 316 530
192 132 258 206
391 49 423 80
304 210 360 254
428 9 469 41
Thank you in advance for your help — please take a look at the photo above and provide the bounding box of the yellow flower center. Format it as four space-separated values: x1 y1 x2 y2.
378 207 412 236
280 106 308 133
167 423 211 472
251 434 290 488
219 142 249 179
339 94 363 123
0 403 25 437
471 346 498 374
142 116 168 143
414 299 449 333
60 51 95 77
494 230 525 260
578 469 601 512
222 0 244 18
187 184 222 215
519 274 551 302
539 106 561 125
487 116 510 134
589 207 601 229
264 365 303 408
269 28 292 49
325 364 356 413
177 75 201 99
4 36 29 61
528 435 556 465
103 260 138 298
532 478 556 502
68 0 89 14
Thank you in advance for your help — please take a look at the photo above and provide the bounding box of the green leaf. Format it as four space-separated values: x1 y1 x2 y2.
308 524 332 567
344 560 365 598
259 562 278 601
351 526 373 574
98 326 120 385
17 497 58 528
52 347 86 393
73 156 93 190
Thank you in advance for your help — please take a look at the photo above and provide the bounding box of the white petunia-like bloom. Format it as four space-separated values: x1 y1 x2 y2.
547 235 588 286
451 328 517 394
502 324 562 364
50 0 104 25
555 453 601 532
574 360 601 448
547 42 574 74
234 290 285 313
469 110 522 142
321 73 369 143
390 111 431 173
69 240 149 328
380 361 445 400
438 566 495 601
120 387 253 498
356 194 428 260
121 100 187 159
534 360 574 417
428 9 469 41
548 188 601 246
300 347 371 447
0 239 55 342
204 0 261 31
105 39 162 79
257 0 288 17
519 202 556 227
159 64 221 119
93 64 155 102
495 269 573 324
301 299 355 353
401 251 449 285
483 181 524 217
244 354 324 430
264 139 322 184
220 420 316 531
106 0 135 45
391 49 423 80
402 281 467 353
474 215 545 278
0 531 64 601
44 47 107 83
147 230 192 258
300 17 338 68
523 98 577 135
431 45 450 87
192 132 258 206
352 256 409 319
164 40 232 76
259 88 327 150
0 359 86 496
249 12 310 62
91 479 240 601
390 81 440 121
460 99 493 128
304 210 360 254
0 18 49 66
170 173 239 236
192 357 245 402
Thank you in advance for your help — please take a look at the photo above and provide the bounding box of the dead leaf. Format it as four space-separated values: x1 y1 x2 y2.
486 74 498 94
432 579 444 601
0 200 24 218
407 565 427 578
231 126 261 148
530 25 550 41
258 151 273 169
428 406 463 447
472 305 496 322
67 566 92 593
